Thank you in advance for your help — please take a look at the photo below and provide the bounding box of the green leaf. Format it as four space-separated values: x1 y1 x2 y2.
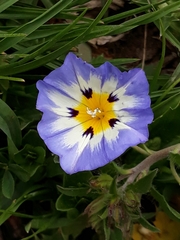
67 208 79 220
0 76 25 82
46 157 64 177
0 0 19 14
57 185 89 197
109 177 118 195
31 217 72 229
0 196 25 225
153 93 180 120
150 187 180 221
150 105 180 146
110 227 123 240
129 169 158 194
0 99 21 147
0 0 74 53
22 216 61 240
61 214 88 239
0 0 112 75
9 164 30 182
22 163 43 178
14 144 45 164
63 171 92 187
56 194 76 211
2 170 15 199
22 130 46 148
139 217 159 232
169 148 180 166
0 185 43 225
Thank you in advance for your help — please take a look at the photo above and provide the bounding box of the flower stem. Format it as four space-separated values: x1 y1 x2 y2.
170 159 180 185
122 143 180 190
141 144 155 155
132 146 150 156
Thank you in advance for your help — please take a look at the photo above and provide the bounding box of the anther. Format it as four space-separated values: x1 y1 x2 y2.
86 107 101 118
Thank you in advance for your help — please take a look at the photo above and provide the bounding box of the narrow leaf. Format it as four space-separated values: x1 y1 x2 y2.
139 217 159 233
57 185 89 197
0 0 18 14
0 99 22 146
151 187 180 221
0 0 74 52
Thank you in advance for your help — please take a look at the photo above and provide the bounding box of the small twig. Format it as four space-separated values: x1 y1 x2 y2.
122 144 180 190
142 24 147 70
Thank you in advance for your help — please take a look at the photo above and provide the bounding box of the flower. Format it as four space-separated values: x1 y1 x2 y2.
36 53 153 174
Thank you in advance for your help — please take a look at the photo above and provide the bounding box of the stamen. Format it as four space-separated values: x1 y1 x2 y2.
86 107 101 118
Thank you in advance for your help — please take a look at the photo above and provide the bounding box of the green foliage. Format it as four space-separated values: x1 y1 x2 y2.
2 170 15 199
128 169 158 194
0 0 180 239
151 187 180 221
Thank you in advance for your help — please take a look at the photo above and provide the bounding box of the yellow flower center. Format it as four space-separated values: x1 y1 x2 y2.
74 92 117 135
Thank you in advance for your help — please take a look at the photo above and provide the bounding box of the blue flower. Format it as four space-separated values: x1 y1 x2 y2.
36 53 153 174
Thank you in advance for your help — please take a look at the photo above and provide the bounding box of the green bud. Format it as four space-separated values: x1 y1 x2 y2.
85 194 110 216
90 174 113 189
124 190 140 212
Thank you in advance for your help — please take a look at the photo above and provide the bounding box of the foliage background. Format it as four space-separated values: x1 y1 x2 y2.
0 0 180 239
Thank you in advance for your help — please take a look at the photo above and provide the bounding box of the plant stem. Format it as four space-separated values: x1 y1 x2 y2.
170 159 180 185
122 143 180 190
132 146 150 156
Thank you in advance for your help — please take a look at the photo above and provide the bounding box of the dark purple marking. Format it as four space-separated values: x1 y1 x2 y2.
68 108 79 117
81 88 92 99
107 93 119 103
109 118 120 128
83 126 94 139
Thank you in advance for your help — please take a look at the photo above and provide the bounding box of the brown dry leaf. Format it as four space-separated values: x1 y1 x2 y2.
88 34 125 46
132 211 180 240
82 0 124 10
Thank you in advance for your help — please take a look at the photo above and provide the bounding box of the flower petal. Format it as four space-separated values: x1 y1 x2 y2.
116 108 154 130
42 53 103 101
112 69 150 110
36 80 80 115
43 124 107 174
37 111 79 139
103 121 148 160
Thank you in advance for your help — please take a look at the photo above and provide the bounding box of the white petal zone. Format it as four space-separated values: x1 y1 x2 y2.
101 77 118 94
68 134 91 173
61 124 91 151
111 70 148 99
37 113 81 139
115 110 135 124
76 74 90 92
112 78 130 97
45 124 92 173
58 82 83 103
103 121 147 153
59 73 102 106
115 109 153 128
113 94 138 111
89 131 104 151
77 73 102 93
38 81 80 116
87 73 102 93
